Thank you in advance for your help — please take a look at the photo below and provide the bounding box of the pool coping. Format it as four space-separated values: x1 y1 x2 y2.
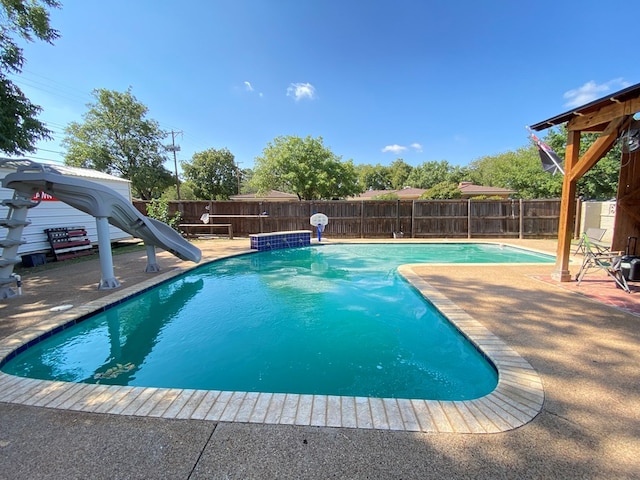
0 249 545 434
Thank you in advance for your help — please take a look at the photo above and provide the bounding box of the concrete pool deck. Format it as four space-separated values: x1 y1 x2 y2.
1 238 639 478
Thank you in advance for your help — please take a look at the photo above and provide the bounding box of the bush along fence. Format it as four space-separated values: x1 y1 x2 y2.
133 199 561 239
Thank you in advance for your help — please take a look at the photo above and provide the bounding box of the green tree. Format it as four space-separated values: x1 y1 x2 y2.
468 146 563 199
239 168 256 194
356 163 391 190
145 197 181 231
182 148 238 200
579 156 620 199
0 0 59 154
405 160 463 189
545 126 620 200
372 192 399 200
250 135 362 200
62 88 173 199
387 159 413 189
420 181 462 199
161 181 197 201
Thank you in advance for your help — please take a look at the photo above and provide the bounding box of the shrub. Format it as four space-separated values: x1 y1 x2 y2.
146 198 182 231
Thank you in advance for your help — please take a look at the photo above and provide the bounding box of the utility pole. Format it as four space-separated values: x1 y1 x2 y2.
235 161 243 195
166 130 182 200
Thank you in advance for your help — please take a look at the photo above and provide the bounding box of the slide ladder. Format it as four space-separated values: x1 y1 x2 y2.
0 162 39 298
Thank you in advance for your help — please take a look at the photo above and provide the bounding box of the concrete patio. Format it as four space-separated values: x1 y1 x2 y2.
0 238 639 479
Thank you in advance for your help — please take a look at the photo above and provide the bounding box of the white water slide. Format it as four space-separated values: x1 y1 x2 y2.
2 163 201 291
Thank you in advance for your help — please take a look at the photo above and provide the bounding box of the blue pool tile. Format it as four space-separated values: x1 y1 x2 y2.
250 231 311 252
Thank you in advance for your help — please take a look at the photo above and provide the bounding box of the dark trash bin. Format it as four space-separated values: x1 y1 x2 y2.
21 253 47 268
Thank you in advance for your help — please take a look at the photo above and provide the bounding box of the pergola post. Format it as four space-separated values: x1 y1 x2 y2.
552 130 580 282
530 83 640 282
612 149 640 251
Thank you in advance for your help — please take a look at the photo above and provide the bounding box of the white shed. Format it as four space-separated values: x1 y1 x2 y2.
0 164 133 255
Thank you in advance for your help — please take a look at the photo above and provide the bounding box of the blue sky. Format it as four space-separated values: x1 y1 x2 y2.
9 0 640 174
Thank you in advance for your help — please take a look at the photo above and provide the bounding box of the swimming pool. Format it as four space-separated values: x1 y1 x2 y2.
1 243 552 402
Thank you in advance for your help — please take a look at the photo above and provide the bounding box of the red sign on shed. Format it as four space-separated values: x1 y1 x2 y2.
31 191 58 201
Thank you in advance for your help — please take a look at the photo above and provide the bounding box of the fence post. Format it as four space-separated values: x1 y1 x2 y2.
467 199 472 239
519 198 524 239
361 201 364 238
411 200 415 238
573 197 582 240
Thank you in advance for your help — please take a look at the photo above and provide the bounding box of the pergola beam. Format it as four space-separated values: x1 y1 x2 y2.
568 116 630 182
567 98 640 132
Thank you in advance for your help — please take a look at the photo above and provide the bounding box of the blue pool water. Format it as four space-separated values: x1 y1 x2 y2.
2 243 553 400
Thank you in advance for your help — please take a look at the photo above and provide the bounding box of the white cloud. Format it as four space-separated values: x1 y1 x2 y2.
242 80 263 97
382 143 422 154
287 82 316 101
382 144 407 154
563 78 631 108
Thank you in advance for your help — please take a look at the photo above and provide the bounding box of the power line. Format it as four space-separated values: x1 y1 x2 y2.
14 154 64 164
11 77 90 106
12 69 92 104
41 120 68 130
35 147 65 155
11 72 216 161
180 131 215 153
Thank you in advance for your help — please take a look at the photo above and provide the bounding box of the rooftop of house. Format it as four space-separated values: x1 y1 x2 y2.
457 182 516 196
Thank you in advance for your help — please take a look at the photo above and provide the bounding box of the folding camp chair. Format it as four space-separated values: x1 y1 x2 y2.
576 233 630 293
574 228 609 255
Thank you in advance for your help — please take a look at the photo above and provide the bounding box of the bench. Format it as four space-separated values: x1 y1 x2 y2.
179 223 234 239
45 226 94 261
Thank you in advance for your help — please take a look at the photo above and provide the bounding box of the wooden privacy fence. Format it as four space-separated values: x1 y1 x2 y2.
133 199 561 239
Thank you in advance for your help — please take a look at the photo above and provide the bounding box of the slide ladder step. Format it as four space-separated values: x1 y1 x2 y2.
1 198 38 208
0 276 20 286
0 257 21 267
0 218 31 228
0 238 26 248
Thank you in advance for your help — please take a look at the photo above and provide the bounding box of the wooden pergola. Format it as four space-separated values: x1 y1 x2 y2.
530 83 640 281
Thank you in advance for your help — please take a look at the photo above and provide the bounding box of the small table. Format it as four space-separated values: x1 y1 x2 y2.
179 223 234 239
